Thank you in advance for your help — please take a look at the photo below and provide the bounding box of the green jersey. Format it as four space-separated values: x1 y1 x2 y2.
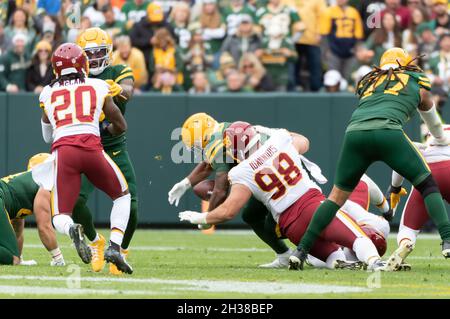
121 0 150 24
92 64 134 149
0 171 39 220
204 122 233 173
347 71 432 132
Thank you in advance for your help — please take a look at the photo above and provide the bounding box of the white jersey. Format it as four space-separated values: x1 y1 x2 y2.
228 130 321 222
421 144 450 163
39 77 110 143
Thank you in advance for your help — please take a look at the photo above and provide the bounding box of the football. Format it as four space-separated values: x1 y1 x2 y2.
193 179 215 201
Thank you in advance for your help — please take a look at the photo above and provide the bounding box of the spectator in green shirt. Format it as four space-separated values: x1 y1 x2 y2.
0 33 31 92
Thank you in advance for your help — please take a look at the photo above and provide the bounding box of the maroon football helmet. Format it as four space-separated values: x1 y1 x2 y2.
51 43 89 78
223 121 260 162
361 226 387 257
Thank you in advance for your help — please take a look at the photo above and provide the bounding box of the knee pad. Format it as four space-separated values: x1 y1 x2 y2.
415 175 439 198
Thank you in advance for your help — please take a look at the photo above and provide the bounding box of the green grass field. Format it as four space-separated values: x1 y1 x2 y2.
0 229 449 298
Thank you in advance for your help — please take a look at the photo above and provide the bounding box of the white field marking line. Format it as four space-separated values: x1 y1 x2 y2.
0 285 175 296
0 275 370 295
23 244 272 252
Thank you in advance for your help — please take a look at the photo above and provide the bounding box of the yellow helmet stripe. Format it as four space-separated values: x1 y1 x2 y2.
205 140 222 162
209 142 224 163
418 81 431 88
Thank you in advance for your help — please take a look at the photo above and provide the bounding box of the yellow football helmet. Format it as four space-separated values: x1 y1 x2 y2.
181 113 218 149
380 47 413 70
76 27 113 75
27 153 51 170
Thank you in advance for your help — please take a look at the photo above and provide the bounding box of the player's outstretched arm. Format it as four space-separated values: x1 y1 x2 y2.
11 218 24 255
104 95 127 135
118 78 134 100
208 171 230 211
187 161 213 186
168 161 214 206
418 88 448 145
179 184 251 225
34 188 59 252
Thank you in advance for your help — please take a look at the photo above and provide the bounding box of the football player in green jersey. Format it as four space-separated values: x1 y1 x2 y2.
168 113 293 268
75 27 138 275
289 48 450 271
0 153 65 266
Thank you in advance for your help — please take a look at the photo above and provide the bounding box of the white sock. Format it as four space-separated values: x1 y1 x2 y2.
91 233 100 243
50 248 64 262
353 237 380 265
376 198 390 213
343 247 358 262
397 225 419 246
52 214 74 237
326 248 346 269
110 193 131 246
277 248 292 259
306 255 327 269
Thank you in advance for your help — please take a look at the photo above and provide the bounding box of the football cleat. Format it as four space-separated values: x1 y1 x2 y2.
109 249 129 275
258 251 292 269
396 263 412 271
50 258 66 267
334 260 367 271
89 234 106 272
69 224 92 264
105 247 133 275
288 247 307 271
384 239 414 271
442 240 450 258
367 259 387 271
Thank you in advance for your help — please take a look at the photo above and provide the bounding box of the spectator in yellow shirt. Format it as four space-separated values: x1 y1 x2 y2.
283 0 326 91
320 0 364 80
112 35 148 90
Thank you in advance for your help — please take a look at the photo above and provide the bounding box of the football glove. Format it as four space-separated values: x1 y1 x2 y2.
168 178 191 206
178 211 207 224
20 256 37 266
386 185 408 212
105 79 123 97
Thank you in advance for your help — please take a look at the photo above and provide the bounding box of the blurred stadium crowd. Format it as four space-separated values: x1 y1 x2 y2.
0 0 448 99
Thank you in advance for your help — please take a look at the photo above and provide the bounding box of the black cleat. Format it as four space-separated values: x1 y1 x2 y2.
69 224 92 264
104 246 133 274
334 260 367 271
382 208 394 222
442 240 450 258
288 247 307 271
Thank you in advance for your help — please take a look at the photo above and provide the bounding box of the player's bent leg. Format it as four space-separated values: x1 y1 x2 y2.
295 130 373 263
72 177 97 241
53 147 92 264
84 151 133 274
381 130 450 255
321 211 385 271
0 199 20 265
241 197 291 268
110 148 138 250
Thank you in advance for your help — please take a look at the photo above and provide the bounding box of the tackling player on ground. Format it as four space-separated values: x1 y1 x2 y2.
37 43 132 273
169 113 294 268
179 122 387 271
0 154 65 266
290 48 450 271
74 27 138 275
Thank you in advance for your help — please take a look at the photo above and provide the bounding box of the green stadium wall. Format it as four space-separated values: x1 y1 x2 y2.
1 92 441 226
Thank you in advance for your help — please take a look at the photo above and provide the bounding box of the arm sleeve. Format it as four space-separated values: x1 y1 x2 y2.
41 120 53 143
360 174 385 207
